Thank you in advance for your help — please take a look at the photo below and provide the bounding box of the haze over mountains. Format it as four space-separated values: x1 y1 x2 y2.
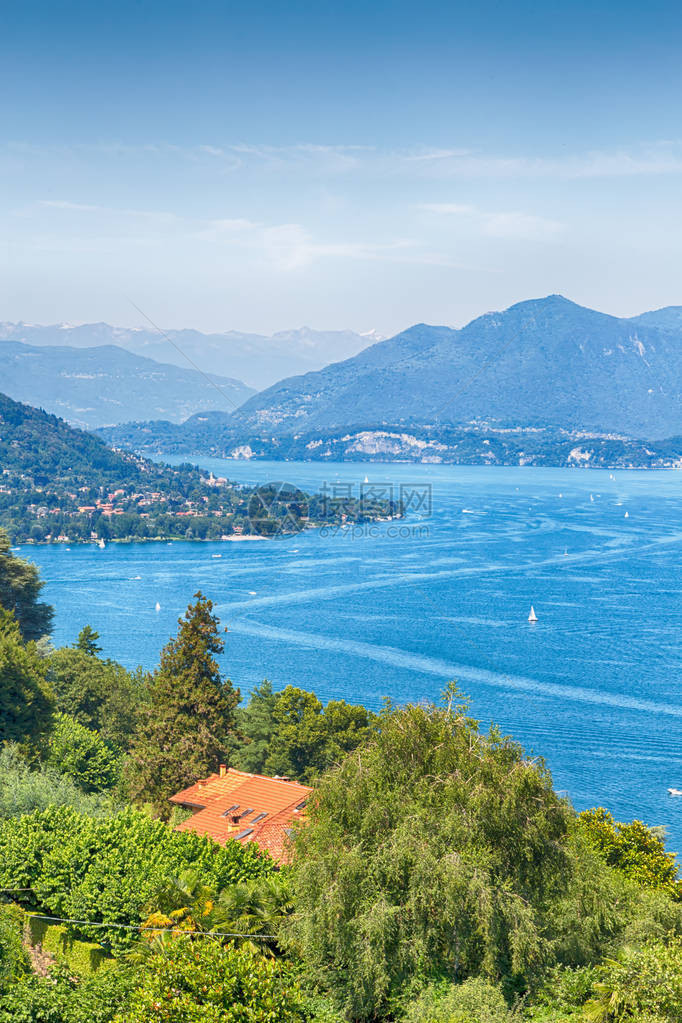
0 340 254 430
0 321 380 391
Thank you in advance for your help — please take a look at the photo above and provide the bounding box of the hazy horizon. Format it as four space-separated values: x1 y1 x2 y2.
1 291 680 343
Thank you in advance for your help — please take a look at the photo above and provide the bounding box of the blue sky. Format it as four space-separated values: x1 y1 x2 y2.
3 0 682 335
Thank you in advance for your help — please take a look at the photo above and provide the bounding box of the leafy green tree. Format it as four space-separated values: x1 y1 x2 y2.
125 593 240 815
47 648 144 750
579 808 681 900
116 936 303 1023
264 686 328 782
0 530 53 641
74 626 102 656
47 713 121 793
322 698 375 765
286 687 573 1019
0 612 54 746
233 682 374 782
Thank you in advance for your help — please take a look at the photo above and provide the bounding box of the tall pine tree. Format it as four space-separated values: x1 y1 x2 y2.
126 593 239 816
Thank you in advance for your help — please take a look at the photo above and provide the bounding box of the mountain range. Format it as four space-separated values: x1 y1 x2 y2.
223 296 682 440
0 321 380 391
0 340 254 430
100 296 682 468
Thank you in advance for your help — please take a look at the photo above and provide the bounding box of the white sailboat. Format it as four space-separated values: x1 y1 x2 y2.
155 601 161 612
98 538 106 549
528 606 538 623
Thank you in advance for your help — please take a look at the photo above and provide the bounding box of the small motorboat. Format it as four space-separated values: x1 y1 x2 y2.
668 787 682 797
528 606 538 623
155 602 161 612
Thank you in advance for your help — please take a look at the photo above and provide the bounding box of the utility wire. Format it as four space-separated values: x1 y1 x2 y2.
17 910 277 941
1 892 276 940
128 299 244 414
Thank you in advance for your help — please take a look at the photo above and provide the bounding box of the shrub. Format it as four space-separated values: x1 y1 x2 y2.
0 962 135 1023
0 745 114 820
0 906 29 986
403 978 519 1023
116 936 303 1022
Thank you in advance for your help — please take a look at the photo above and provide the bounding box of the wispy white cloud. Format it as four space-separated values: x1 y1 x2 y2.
27 199 455 272
419 202 565 241
403 144 682 180
38 199 178 222
8 140 682 182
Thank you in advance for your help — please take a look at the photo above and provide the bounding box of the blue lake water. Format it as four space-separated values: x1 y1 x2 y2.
22 461 682 849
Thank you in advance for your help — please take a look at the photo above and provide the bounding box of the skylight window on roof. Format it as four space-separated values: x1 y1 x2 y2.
221 804 239 817
250 813 268 824
233 827 254 841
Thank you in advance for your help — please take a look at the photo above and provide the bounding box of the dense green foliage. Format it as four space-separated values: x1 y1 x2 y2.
0 955 136 1023
47 715 121 793
578 808 682 900
0 531 53 640
234 680 375 782
0 909 28 987
0 745 115 819
287 689 573 1017
0 613 53 746
0 806 274 951
142 868 294 957
47 647 143 750
126 594 240 814
583 937 682 1022
119 935 303 1022
403 977 520 1023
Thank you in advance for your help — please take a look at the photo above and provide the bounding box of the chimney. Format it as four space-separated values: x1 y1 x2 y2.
219 764 227 778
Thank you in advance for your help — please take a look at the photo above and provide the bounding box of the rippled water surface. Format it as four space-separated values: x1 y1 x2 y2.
24 461 682 847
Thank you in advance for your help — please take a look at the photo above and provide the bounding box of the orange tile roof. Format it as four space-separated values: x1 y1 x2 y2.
171 768 312 864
